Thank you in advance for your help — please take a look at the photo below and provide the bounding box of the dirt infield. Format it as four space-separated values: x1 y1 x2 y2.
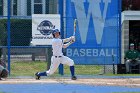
1 78 140 87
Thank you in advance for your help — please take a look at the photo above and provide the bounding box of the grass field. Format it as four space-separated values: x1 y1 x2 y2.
10 61 102 77
11 61 47 76
10 61 140 77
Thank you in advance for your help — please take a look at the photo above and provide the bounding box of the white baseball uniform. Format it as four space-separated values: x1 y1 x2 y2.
46 37 74 75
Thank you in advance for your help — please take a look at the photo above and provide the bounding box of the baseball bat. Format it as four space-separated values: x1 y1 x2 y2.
73 19 77 36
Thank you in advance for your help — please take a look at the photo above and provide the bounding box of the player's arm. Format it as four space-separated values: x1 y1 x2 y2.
63 37 75 48
62 36 75 43
63 41 73 48
62 37 71 43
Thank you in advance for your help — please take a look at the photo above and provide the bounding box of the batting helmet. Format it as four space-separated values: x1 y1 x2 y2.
52 29 60 37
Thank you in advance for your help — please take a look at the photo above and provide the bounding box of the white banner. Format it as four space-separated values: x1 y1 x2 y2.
31 14 60 45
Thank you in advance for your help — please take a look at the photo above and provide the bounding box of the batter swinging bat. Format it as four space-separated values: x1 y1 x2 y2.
73 19 77 36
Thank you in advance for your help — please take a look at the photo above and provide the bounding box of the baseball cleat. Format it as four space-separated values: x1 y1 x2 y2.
35 72 40 80
71 76 77 80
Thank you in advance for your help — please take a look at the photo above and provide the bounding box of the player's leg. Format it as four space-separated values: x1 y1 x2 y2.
35 56 60 80
35 71 47 80
61 56 77 80
125 60 131 73
46 58 60 75
35 71 46 80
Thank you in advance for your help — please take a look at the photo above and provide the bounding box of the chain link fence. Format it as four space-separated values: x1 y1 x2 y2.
0 0 120 78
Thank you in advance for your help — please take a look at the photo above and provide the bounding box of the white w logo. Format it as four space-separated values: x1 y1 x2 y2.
71 0 111 44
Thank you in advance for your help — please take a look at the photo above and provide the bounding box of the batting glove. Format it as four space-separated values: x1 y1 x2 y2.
71 36 75 42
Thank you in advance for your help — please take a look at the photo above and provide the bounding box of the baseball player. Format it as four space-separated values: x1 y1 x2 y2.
35 29 77 80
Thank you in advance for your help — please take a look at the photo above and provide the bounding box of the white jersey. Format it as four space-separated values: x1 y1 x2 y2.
52 38 63 56
46 37 74 76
